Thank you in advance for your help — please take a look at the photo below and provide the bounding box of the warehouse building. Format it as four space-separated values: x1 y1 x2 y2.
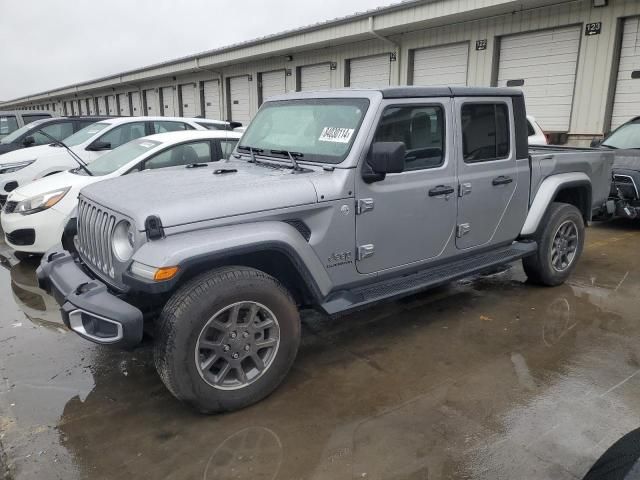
2 0 640 145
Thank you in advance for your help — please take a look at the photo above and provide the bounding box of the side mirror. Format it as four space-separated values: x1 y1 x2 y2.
87 140 111 151
22 136 35 147
590 137 602 148
363 142 405 183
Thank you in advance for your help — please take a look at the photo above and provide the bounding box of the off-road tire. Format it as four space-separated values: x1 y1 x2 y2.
154 266 301 414
523 202 585 286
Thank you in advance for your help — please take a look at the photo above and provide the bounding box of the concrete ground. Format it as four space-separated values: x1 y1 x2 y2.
1 221 640 480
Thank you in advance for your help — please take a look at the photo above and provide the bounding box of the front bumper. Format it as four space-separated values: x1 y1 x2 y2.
36 247 143 348
2 208 67 253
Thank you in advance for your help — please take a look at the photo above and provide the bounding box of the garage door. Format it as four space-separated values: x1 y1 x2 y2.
348 54 391 88
229 76 251 125
412 43 469 87
498 26 581 132
203 80 221 119
144 89 159 115
118 93 130 116
180 84 197 117
106 95 117 115
131 92 142 116
76 100 83 116
299 64 331 91
161 87 177 116
611 17 640 130
260 70 286 104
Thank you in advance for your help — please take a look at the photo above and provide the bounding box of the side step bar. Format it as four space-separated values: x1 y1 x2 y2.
321 241 537 316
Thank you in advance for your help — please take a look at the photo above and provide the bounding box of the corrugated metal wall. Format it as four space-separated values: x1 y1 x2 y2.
9 0 640 139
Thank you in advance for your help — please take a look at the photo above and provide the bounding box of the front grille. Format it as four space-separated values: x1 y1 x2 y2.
6 229 35 246
76 198 117 278
3 201 17 214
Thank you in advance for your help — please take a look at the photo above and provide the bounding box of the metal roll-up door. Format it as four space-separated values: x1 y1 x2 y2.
611 17 640 130
180 84 197 117
299 64 331 91
131 92 141 116
260 70 286 105
229 76 251 125
161 87 176 116
76 100 83 116
106 95 117 115
203 80 221 119
118 93 130 116
144 89 159 115
348 54 391 88
412 43 469 87
497 25 581 132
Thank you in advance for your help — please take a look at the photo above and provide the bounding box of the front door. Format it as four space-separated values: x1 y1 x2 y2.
355 99 457 274
455 99 518 249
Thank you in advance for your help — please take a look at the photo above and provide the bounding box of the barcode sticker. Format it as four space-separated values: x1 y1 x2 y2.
319 127 355 143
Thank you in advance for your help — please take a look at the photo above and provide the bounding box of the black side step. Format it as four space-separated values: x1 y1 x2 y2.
321 241 537 316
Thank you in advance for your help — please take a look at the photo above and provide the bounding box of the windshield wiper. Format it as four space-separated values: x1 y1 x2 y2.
270 150 304 172
37 131 93 176
237 145 265 164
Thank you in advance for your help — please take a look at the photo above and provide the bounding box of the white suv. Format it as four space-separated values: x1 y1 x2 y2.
0 116 232 203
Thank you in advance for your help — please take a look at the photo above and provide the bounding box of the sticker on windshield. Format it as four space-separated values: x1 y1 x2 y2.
318 127 355 144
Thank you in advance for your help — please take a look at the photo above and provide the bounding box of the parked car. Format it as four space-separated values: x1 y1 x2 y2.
0 117 235 203
2 130 241 255
0 110 55 140
527 115 548 145
0 116 111 156
590 117 640 219
38 87 613 414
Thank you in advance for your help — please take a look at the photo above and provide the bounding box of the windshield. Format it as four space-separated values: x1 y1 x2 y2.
79 139 161 176
0 119 47 144
239 98 369 164
603 121 640 149
64 122 109 147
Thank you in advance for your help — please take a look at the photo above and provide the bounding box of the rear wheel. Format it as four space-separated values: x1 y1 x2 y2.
154 266 300 414
523 202 585 286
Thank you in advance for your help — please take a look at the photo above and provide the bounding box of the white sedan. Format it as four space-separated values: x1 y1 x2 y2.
1 130 241 255
0 116 234 203
527 115 548 145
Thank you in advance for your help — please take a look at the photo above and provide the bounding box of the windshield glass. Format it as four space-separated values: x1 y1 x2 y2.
64 122 109 147
239 98 369 164
80 139 161 176
0 119 47 144
603 121 640 149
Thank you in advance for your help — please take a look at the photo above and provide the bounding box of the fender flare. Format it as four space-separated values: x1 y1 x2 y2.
125 221 333 301
521 172 591 236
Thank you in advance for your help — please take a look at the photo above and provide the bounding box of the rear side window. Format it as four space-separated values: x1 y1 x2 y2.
31 122 75 145
97 122 147 149
23 114 51 124
373 105 445 171
152 121 192 133
0 116 18 137
461 103 510 163
144 141 212 170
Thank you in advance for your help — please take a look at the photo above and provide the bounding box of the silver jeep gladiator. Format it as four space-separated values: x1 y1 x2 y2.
38 87 613 413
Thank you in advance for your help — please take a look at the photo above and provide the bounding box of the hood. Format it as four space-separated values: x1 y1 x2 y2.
611 149 640 171
7 170 94 201
80 158 324 229
0 143 81 165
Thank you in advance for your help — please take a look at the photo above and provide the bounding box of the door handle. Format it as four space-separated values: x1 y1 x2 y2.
492 176 513 186
428 185 455 197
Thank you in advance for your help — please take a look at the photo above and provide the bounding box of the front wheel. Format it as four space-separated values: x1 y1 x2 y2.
154 266 300 414
523 202 585 286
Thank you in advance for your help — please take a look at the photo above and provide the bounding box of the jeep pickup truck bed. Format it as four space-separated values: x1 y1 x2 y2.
38 87 614 413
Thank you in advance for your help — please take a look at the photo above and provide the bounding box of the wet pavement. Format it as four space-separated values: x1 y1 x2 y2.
1 221 640 480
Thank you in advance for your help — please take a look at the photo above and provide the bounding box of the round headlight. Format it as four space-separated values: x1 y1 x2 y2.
112 220 135 262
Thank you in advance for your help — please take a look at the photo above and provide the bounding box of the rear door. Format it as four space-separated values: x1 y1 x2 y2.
355 99 457 274
454 98 518 250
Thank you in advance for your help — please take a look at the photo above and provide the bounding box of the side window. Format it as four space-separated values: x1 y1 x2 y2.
31 122 75 145
76 120 99 130
144 142 212 170
219 139 238 159
23 114 51 125
373 105 445 171
0 116 18 137
152 121 190 134
461 103 510 163
97 122 147 149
